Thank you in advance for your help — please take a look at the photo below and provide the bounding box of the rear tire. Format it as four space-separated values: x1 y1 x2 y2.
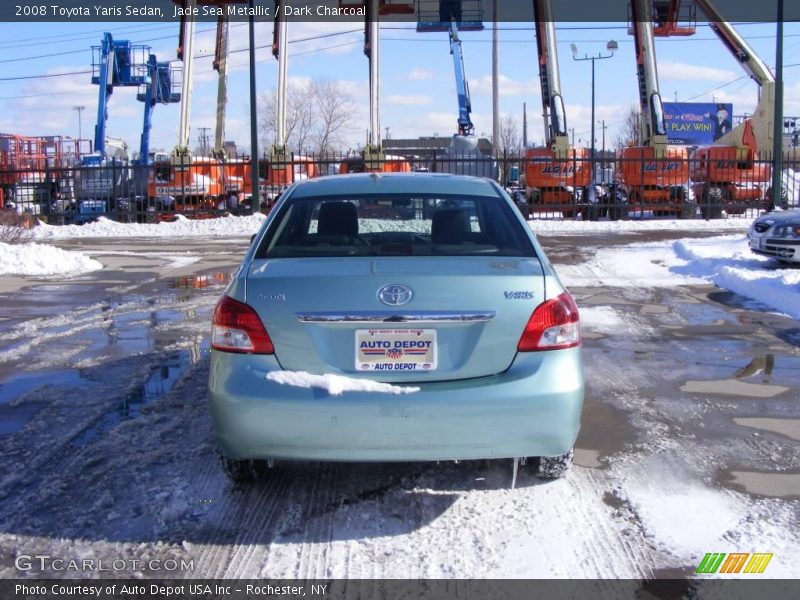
219 452 261 484
533 448 574 479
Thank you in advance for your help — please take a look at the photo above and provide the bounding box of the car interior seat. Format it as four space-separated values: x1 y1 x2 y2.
317 201 359 238
431 207 472 244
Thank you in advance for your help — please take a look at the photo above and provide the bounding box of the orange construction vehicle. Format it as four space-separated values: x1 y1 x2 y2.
1 134 90 215
617 0 693 218
688 0 774 218
522 0 592 218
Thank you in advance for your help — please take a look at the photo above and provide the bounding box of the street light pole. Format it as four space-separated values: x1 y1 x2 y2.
571 41 617 193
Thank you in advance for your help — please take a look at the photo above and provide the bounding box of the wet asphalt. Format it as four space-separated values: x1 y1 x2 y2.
1 232 798 499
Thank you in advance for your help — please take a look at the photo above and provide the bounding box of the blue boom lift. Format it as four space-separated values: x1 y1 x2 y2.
74 33 150 222
416 0 496 177
137 55 181 165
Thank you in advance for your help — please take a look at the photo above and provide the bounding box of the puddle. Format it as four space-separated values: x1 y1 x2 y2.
0 369 91 436
733 418 800 441
170 271 231 290
70 350 193 448
573 448 602 468
680 379 789 398
726 471 800 499
640 304 669 315
172 275 210 289
575 395 635 467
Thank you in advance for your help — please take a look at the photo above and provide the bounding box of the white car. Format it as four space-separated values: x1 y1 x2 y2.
747 208 800 263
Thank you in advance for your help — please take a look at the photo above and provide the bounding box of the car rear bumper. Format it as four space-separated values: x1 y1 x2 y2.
209 348 584 462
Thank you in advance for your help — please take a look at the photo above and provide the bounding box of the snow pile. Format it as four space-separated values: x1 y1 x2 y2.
531 217 753 236
559 234 799 320
0 242 103 276
33 213 266 240
267 370 420 395
26 211 758 240
672 236 800 320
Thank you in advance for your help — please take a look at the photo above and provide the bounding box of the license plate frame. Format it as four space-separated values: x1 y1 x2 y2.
356 328 437 372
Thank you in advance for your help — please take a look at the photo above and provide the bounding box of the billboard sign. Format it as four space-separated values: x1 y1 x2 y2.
663 102 733 146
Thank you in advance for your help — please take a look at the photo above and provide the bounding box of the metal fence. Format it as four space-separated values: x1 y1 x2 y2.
1 152 797 224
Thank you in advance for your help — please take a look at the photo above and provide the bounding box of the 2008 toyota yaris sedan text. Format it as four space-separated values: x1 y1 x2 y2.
208 172 584 482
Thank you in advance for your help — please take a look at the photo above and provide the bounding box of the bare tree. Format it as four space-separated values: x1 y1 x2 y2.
311 77 357 156
498 115 521 154
613 105 643 150
259 80 315 154
259 77 356 156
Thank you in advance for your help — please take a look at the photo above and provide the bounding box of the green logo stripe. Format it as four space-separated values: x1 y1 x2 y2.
696 553 726 574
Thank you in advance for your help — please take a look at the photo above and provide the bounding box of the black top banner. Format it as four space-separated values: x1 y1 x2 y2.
0 0 797 23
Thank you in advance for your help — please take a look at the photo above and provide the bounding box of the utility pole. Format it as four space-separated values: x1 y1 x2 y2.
198 127 211 155
248 0 259 212
73 105 85 141
523 102 528 147
491 0 499 155
599 119 607 182
771 0 784 207
385 126 390 140
571 41 617 187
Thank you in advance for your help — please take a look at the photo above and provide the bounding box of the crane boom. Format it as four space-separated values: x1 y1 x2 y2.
631 0 668 154
272 0 288 154
213 16 229 157
448 20 474 137
694 0 775 155
175 0 196 157
93 33 117 156
138 57 181 164
533 0 567 156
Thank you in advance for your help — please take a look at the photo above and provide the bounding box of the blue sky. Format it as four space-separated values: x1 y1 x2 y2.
0 19 797 155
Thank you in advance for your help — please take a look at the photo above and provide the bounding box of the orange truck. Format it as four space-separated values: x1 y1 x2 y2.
617 145 692 217
524 147 592 218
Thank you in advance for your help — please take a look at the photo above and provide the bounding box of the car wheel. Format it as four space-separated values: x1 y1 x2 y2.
219 452 261 484
533 448 574 479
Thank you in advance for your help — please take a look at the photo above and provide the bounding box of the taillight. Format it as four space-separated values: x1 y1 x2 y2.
211 296 274 354
517 291 580 351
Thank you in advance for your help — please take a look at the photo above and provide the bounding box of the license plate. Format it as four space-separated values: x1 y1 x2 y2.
356 328 437 372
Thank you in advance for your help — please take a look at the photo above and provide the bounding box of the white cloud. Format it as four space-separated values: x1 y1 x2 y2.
658 61 736 83
386 95 432 106
407 68 434 81
469 74 539 97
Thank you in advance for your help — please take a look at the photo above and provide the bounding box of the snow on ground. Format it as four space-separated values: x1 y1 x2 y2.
27 212 757 240
0 241 103 276
560 234 799 320
33 213 267 240
673 236 800 320
530 216 753 235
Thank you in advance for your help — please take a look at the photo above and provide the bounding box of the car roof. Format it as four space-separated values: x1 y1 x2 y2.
287 172 501 199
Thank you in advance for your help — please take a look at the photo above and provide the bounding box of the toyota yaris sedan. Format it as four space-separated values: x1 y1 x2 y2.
209 173 584 482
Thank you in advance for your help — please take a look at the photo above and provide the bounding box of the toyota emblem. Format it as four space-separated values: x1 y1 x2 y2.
378 284 413 306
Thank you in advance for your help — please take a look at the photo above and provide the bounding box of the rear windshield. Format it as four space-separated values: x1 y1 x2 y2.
255 193 535 258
